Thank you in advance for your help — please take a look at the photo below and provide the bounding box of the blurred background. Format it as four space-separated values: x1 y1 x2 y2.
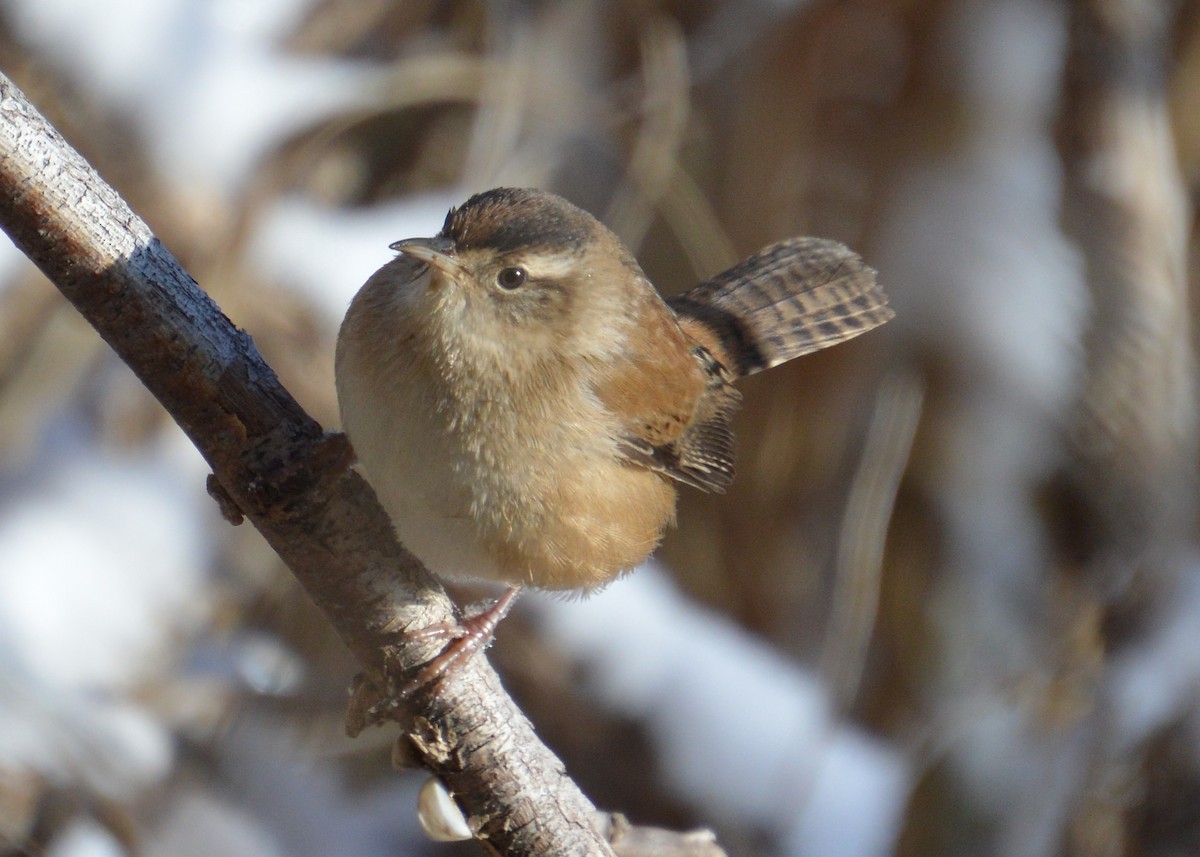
0 1 1197 855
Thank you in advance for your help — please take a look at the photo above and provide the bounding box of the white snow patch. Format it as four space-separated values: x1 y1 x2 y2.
46 818 127 857
247 190 465 322
529 566 909 857
1 0 378 192
0 448 211 798
0 454 209 688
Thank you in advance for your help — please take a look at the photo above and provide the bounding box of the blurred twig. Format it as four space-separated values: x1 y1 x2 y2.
822 369 924 711
1057 0 1196 581
605 13 690 250
0 71 724 857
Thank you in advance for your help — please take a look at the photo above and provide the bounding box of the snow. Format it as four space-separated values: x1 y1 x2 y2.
0 0 377 192
46 819 127 857
0 452 209 689
530 566 909 857
0 447 211 799
247 191 464 323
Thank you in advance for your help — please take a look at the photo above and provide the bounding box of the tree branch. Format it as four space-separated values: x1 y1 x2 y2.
0 71 633 857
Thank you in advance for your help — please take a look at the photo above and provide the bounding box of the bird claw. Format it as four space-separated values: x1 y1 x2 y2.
343 588 520 730
399 587 520 696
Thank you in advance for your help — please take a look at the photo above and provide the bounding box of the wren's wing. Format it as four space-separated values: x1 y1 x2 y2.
595 299 740 493
610 345 740 493
668 237 892 380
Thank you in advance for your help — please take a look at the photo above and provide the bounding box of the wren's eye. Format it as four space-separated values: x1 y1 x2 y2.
496 267 527 290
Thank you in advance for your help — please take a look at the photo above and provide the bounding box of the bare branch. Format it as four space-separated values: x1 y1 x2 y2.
0 70 634 857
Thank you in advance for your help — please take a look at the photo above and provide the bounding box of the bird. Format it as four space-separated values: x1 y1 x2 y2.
335 187 891 684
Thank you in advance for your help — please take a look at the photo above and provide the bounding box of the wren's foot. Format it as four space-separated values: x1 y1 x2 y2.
401 587 520 695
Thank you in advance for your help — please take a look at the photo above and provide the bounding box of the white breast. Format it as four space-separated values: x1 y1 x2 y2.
336 334 509 582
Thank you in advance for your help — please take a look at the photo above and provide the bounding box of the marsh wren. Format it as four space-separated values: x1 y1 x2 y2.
336 188 890 676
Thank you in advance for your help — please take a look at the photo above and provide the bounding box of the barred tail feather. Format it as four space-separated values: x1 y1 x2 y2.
668 237 892 379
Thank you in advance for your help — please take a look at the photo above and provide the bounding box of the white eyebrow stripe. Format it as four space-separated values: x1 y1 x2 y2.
520 253 582 281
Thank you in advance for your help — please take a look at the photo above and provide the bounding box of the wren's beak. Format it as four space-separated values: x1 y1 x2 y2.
390 237 465 279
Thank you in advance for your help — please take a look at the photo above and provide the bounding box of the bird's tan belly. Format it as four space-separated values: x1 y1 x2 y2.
478 459 677 590
349 381 677 590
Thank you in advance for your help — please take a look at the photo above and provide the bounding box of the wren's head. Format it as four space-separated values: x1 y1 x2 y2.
383 188 645 364
440 187 597 257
